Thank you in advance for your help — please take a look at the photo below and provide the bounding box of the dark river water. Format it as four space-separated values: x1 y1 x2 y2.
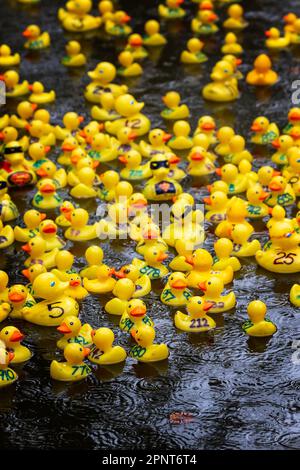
0 0 299 450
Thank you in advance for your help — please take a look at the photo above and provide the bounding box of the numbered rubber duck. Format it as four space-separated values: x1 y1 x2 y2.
91 93 120 122
83 265 116 294
114 264 151 298
64 208 98 241
105 278 135 315
215 163 248 195
50 343 91 382
130 324 169 362
187 146 215 176
202 60 239 102
0 141 36 187
38 219 65 251
143 20 167 47
85 62 127 103
246 184 269 218
0 220 14 249
89 328 126 365
158 0 186 19
215 126 235 156
105 10 132 36
250 116 279 145
105 94 150 137
143 154 182 201
32 178 62 210
133 246 169 280
290 284 300 308
22 236 59 269
230 224 261 257
29 82 55 104
265 27 290 49
98 170 120 201
199 275 236 313
222 32 243 55
119 150 151 180
204 191 228 223
120 299 153 334
70 167 98 199
117 51 143 77
168 121 193 150
7 284 35 319
62 41 87 67
223 4 248 30
22 25 50 49
23 272 79 326
185 248 234 288
0 44 20 67
54 112 84 141
160 91 190 120
125 34 148 60
57 316 93 349
265 175 295 207
14 210 45 243
161 272 192 307
271 135 294 166
0 350 18 388
191 1 219 35
55 201 75 228
79 246 104 280
215 196 254 239
0 178 19 222
288 18 300 44
58 0 102 32
246 54 278 86
242 301 277 337
139 128 172 158
0 70 29 98
175 296 215 332
180 38 208 64
213 238 241 272
0 326 32 363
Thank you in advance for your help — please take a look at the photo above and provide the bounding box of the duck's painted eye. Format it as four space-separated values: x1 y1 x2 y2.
80 348 82 351
130 100 134 105
50 281 55 287
198 301 201 304
5 331 8 335
70 322 73 326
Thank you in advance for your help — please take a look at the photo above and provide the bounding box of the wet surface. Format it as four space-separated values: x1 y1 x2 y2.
0 0 300 450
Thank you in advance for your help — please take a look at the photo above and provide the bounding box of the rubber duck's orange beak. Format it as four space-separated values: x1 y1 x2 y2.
289 111 300 121
25 123 32 132
201 122 215 131
71 155 80 164
215 168 222 176
128 131 137 141
269 182 282 191
259 191 269 201
176 0 184 4
86 135 93 145
265 30 271 37
36 168 48 177
42 223 56 234
22 243 31 253
108 268 114 277
290 128 300 139
206 184 212 192
114 268 126 279
62 144 76 152
61 206 72 214
8 292 26 303
92 160 99 169
28 84 33 92
203 301 214 311
0 76 5 83
157 252 168 262
208 13 217 22
273 170 281 176
91 329 96 337
163 133 172 142
171 279 188 290
78 116 84 123
118 155 128 164
22 29 32 38
203 196 212 205
251 123 262 132
69 279 81 287
191 152 204 161
39 212 46 221
198 281 207 292
8 351 15 363
22 269 30 279
65 212 72 222
130 38 143 47
83 347 90 357
0 132 5 141
79 130 87 138
40 183 56 194
57 322 72 334
31 103 38 110
235 58 242 66
130 306 146 317
185 255 194 266
121 14 131 23
271 139 280 149
131 199 147 208
10 330 24 342
169 155 181 164
44 146 51 154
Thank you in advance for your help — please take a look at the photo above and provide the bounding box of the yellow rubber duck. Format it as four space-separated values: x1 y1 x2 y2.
204 191 228 223
199 275 236 313
283 107 300 136
213 238 241 272
125 34 148 60
0 114 10 130
62 41 87 67
105 278 135 315
65 274 89 300
194 115 217 144
0 326 32 363
85 62 127 103
161 272 192 306
26 119 56 148
36 161 67 190
9 100 36 128
22 25 50 49
22 265 47 294
114 264 151 298
202 60 239 102
246 54 278 86
271 135 294 165
83 265 116 294
224 135 252 165
0 44 20 67
168 120 193 150
55 201 75 227
7 284 35 319
160 91 190 120
169 239 195 272
51 250 75 281
0 303 10 323
246 184 269 218
215 163 248 195
139 128 172 158
158 0 186 19
57 137 78 166
284 12 297 34
143 20 167 47
89 328 126 365
120 299 153 334
27 142 50 170
0 70 29 98
180 38 208 64
283 147 300 197
98 0 114 22
223 4 248 30
130 324 169 362
105 10 132 36
215 196 254 239
0 177 19 222
57 316 93 349
287 18 300 44
266 175 295 207
38 219 65 251
91 93 120 122
143 154 182 200
50 343 92 382
135 222 167 255
215 126 235 156
79 246 104 279
265 27 290 49
230 224 261 257
290 284 300 308
22 236 59 269
58 0 102 32
23 272 79 326
0 270 8 302
185 248 233 288
54 112 84 141
187 145 215 176
0 219 14 249
222 32 243 55
70 167 98 199
119 150 151 180
98 170 120 201
242 301 277 337
0 141 36 187
105 94 150 137
175 296 216 332
257 165 280 188
32 178 62 210
78 120 104 142
191 2 219 35
133 246 169 280
0 350 18 388
250 116 279 145
117 51 143 77
64 208 98 241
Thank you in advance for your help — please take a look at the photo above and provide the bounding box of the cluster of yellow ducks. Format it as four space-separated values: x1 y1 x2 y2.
0 0 299 387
